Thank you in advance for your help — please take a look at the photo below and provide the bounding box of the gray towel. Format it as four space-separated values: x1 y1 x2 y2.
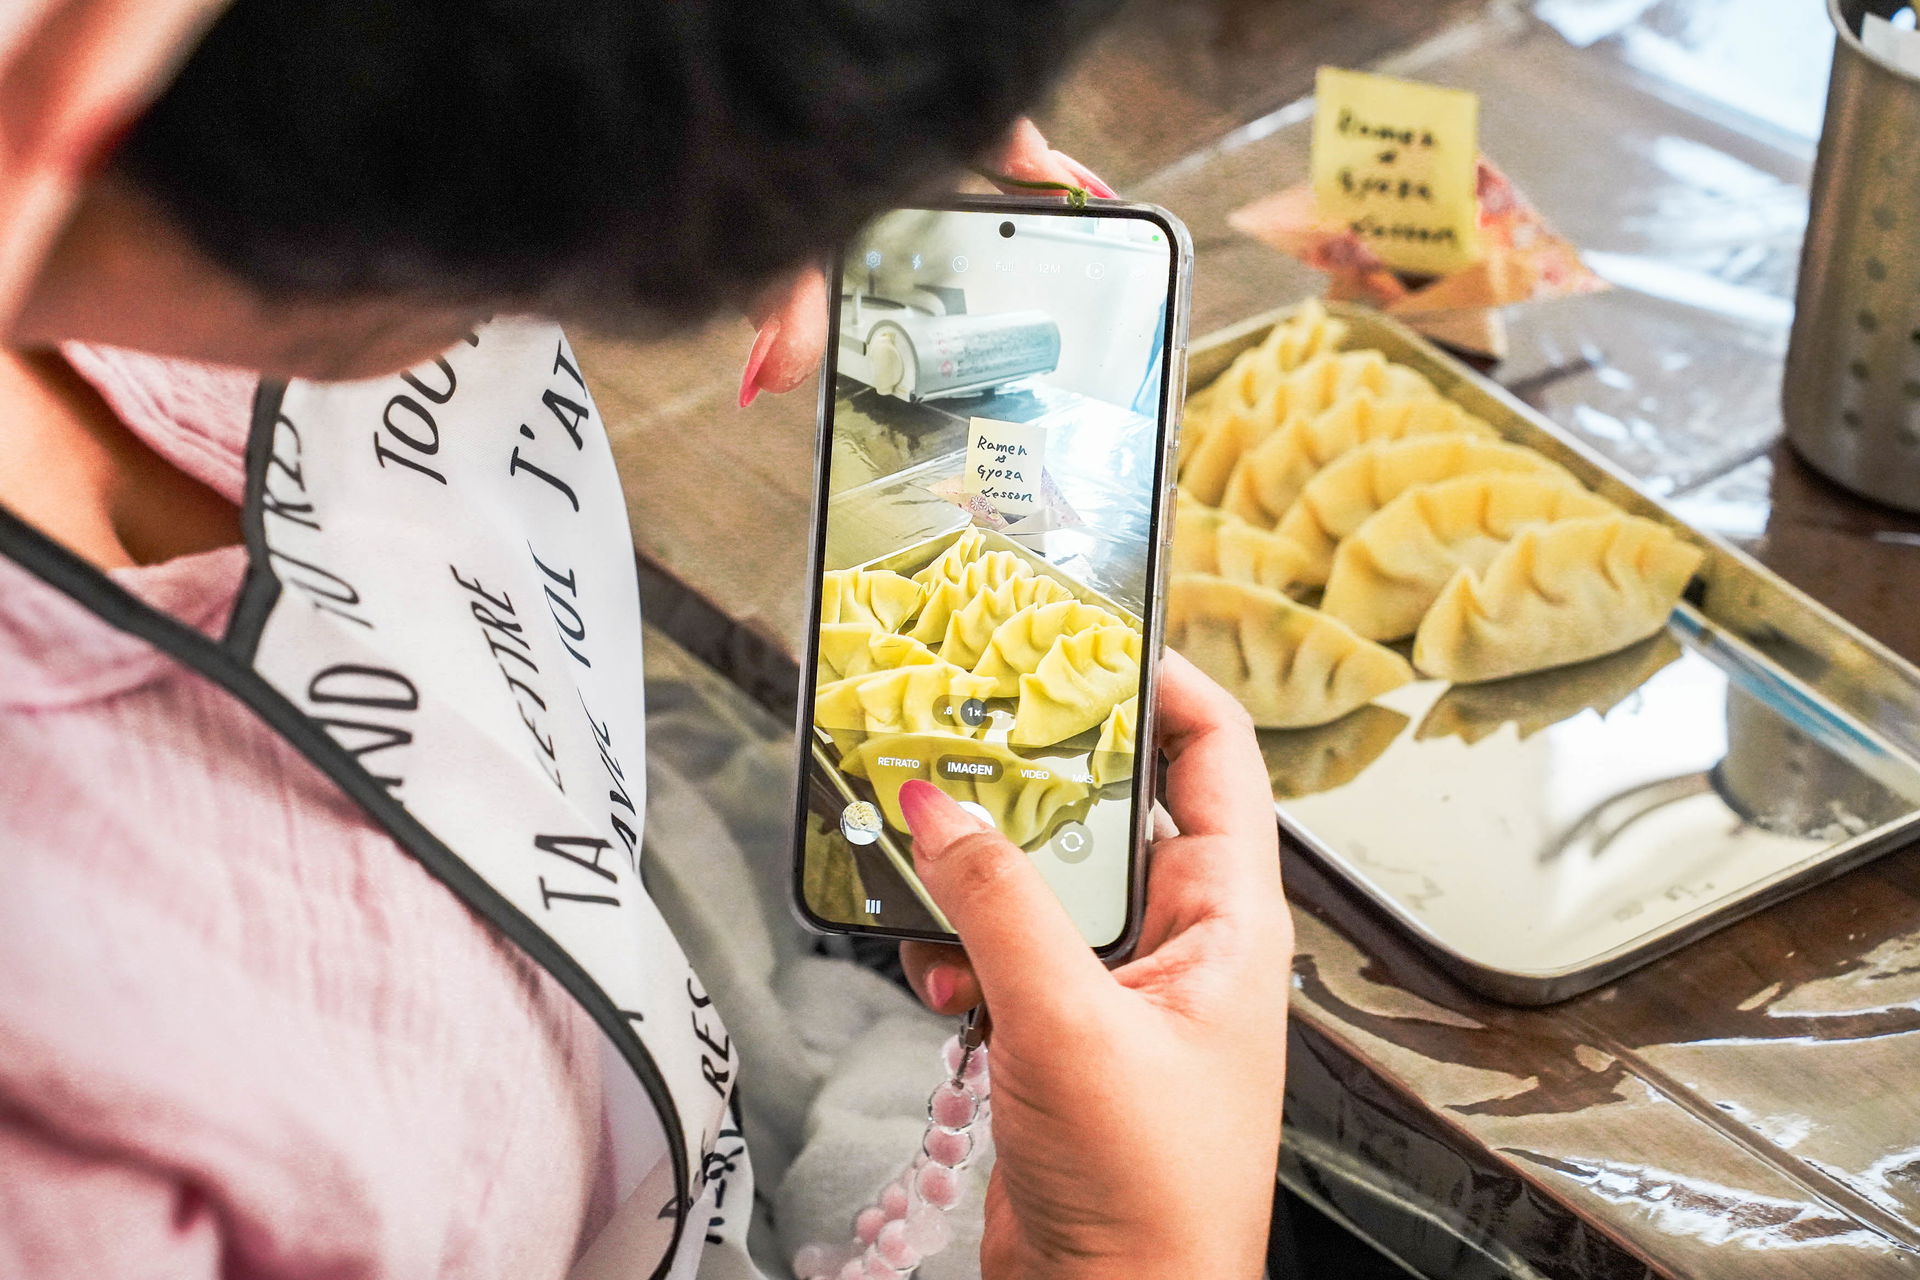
641 630 987 1279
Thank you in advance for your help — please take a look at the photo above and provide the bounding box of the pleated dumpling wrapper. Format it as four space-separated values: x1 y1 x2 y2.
1219 391 1497 531
908 549 1035 644
1091 695 1140 787
1321 473 1617 641
972 599 1126 697
1011 624 1143 747
938 574 1081 670
1413 514 1704 683
840 733 1091 847
1179 351 1438 506
1276 433 1579 585
1171 492 1315 597
912 526 991 588
815 661 997 753
817 622 940 684
1166 573 1412 728
1184 300 1348 457
821 567 924 632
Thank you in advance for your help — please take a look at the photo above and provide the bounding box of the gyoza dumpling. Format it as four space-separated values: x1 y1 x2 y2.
821 568 923 631
936 574 1079 669
1185 300 1349 455
1091 695 1139 787
1170 491 1221 578
1171 493 1315 596
1321 473 1617 641
1180 351 1438 506
908 550 1035 644
1277 434 1577 585
1219 392 1497 530
840 733 1092 847
815 661 997 750
912 527 990 588
972 599 1125 696
1166 574 1412 728
817 623 941 684
1412 514 1703 683
1011 625 1142 747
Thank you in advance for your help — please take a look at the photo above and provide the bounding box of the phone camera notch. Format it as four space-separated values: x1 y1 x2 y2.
998 221 1015 239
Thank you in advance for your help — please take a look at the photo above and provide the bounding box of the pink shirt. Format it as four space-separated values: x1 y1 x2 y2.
0 347 613 1279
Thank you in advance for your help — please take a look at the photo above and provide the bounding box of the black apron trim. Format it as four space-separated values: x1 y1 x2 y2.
223 378 285 662
0 383 693 1278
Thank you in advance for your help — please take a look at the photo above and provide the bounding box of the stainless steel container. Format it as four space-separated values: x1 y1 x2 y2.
1785 1 1920 510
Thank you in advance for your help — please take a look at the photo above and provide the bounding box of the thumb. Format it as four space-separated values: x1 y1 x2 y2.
899 780 1109 1021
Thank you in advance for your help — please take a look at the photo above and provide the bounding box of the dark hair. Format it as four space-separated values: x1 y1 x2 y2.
117 0 1121 329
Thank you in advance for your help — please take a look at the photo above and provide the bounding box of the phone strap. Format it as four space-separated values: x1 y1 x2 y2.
791 1008 994 1279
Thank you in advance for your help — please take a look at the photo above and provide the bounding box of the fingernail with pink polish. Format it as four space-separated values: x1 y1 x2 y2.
898 780 981 861
926 966 956 1010
1072 163 1118 200
739 320 781 408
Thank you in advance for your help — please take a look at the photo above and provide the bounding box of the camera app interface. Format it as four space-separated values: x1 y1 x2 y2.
801 207 1174 948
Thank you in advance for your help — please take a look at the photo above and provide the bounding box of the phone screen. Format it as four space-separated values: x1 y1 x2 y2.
795 202 1184 951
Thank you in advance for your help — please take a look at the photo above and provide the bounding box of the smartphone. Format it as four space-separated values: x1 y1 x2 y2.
791 196 1192 956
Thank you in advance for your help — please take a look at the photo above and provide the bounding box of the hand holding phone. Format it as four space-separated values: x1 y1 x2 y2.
793 196 1192 954
895 651 1292 1280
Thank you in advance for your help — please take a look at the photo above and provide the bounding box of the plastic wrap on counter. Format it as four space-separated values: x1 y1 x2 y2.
1136 1 1818 519
826 378 1160 614
1133 6 1920 1276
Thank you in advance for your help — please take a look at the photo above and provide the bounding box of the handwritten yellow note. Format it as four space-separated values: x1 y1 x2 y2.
965 415 1047 519
1311 67 1481 277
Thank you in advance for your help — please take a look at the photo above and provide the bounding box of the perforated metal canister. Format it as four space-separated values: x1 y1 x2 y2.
1785 1 1920 511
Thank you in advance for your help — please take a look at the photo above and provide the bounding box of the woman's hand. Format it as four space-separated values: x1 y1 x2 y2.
737 119 1115 407
896 651 1291 1280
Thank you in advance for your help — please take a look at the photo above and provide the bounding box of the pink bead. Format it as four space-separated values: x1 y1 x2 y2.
861 1253 900 1279
915 1161 963 1210
929 1081 977 1128
904 1204 956 1254
854 1205 887 1245
942 1036 991 1084
836 1262 865 1280
876 1219 922 1271
879 1180 910 1220
924 1125 973 1167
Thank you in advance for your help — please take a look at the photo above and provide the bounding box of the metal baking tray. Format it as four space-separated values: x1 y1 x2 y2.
1190 302 1920 1004
809 525 1143 930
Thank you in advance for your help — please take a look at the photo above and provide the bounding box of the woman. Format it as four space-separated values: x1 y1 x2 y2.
0 3 1292 1278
